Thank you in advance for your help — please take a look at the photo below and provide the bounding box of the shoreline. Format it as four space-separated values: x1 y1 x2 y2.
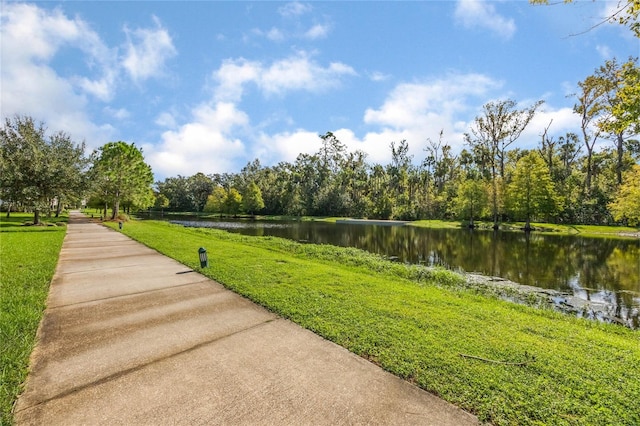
463 272 638 329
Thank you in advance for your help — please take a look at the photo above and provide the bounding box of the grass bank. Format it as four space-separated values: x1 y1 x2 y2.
410 219 640 238
107 219 639 426
0 213 66 425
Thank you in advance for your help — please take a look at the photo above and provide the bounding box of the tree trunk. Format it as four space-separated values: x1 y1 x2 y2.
585 151 593 191
112 199 120 220
34 209 41 226
55 197 63 217
616 132 624 185
492 179 499 230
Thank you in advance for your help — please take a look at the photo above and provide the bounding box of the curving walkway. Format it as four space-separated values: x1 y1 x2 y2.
14 211 478 425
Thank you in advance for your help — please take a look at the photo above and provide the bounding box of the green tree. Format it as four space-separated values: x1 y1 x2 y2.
593 57 640 185
188 172 213 212
204 186 227 214
156 176 191 211
48 131 88 217
153 193 169 217
454 179 488 227
90 141 154 219
609 164 640 225
225 188 243 216
243 181 265 216
465 99 542 228
506 152 561 229
0 116 87 224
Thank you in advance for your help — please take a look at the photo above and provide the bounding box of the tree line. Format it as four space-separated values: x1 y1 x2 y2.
155 57 639 227
1 57 638 227
0 116 152 225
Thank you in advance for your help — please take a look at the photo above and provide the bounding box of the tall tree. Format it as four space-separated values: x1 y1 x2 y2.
595 57 640 184
608 164 640 225
465 99 542 228
242 181 265 216
506 152 561 229
454 179 488 228
188 172 213 212
574 71 608 192
48 130 89 217
204 186 227 214
225 188 243 216
90 141 154 219
0 116 87 224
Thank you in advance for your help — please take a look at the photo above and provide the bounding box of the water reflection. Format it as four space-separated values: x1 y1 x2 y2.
172 219 640 327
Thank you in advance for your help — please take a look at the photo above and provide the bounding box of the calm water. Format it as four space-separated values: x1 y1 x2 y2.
171 219 640 327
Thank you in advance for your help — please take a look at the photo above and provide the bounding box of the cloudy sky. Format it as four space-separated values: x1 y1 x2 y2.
1 1 637 180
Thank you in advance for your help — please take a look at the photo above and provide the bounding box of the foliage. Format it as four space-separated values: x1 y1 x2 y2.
89 141 154 219
225 188 243 216
453 179 489 225
609 164 640 225
464 99 543 227
0 116 87 224
530 0 640 37
204 186 227 213
154 193 169 209
0 214 65 424
242 181 265 215
506 152 562 225
110 219 640 426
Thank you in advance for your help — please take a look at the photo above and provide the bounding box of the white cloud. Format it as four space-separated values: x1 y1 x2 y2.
213 52 356 101
304 23 330 39
520 106 581 149
364 74 501 129
266 27 285 41
333 128 414 165
454 0 516 39
350 73 504 163
122 16 177 82
214 58 262 102
146 102 249 177
155 112 178 128
279 2 313 18
104 107 130 120
596 44 613 59
368 71 391 82
256 130 322 164
0 3 115 147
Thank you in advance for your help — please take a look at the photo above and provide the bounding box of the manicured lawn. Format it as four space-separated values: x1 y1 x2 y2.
107 219 640 426
0 213 66 425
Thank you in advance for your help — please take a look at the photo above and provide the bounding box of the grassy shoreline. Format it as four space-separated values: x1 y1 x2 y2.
0 214 66 425
133 210 640 238
107 219 639 425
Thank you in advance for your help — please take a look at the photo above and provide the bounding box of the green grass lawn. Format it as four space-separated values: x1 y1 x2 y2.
107 219 640 426
0 213 66 425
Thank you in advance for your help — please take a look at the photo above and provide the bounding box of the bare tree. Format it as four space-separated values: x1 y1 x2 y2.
465 99 543 228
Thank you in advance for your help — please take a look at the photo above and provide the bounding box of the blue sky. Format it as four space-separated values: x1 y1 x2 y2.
1 1 637 180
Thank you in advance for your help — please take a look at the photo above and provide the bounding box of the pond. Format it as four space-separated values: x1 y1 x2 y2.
170 218 640 329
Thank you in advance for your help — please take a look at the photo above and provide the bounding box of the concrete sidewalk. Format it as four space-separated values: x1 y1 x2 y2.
14 211 478 425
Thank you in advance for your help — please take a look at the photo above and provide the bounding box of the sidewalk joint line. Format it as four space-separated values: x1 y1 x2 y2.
14 318 279 414
48 279 216 309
